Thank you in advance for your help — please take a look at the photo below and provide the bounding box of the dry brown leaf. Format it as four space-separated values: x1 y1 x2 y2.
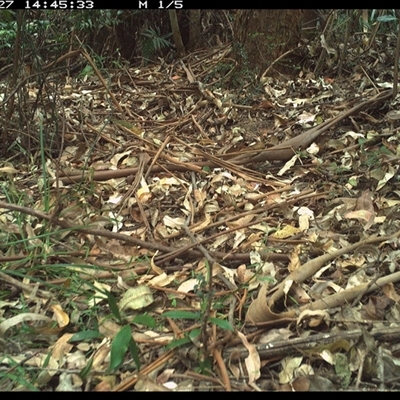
51 333 74 361
344 189 375 229
237 331 261 384
297 309 330 328
382 282 400 302
246 284 296 323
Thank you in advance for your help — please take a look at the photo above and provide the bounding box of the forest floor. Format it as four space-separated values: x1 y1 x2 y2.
1 43 400 391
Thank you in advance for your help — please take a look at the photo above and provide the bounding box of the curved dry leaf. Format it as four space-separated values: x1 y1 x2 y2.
137 178 152 203
148 272 176 287
345 189 375 229
283 279 294 297
177 278 199 294
217 265 237 287
278 154 299 176
259 328 294 343
190 213 212 232
135 378 172 392
0 166 18 174
306 142 319 155
151 251 164 275
232 230 246 249
288 375 335 391
226 214 255 229
210 233 230 249
382 282 400 302
288 246 301 272
245 283 296 323
298 214 310 231
92 343 112 370
0 313 52 337
297 309 330 328
237 331 260 384
51 304 70 328
376 167 396 191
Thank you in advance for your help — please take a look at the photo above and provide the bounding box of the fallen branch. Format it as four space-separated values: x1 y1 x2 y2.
225 325 400 361
55 90 392 185
230 89 393 165
0 201 288 266
246 229 400 323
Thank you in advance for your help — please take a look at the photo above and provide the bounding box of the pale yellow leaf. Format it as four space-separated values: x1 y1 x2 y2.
51 304 70 328
0 166 18 174
148 272 176 287
119 285 154 311
177 278 199 294
163 215 185 228
272 225 301 239
237 331 260 384
151 251 164 275
279 357 303 384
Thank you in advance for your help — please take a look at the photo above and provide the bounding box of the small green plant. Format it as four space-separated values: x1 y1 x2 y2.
374 9 399 33
161 310 234 347
0 355 39 390
140 26 172 62
0 19 16 50
360 143 394 168
78 64 94 79
108 325 140 373
203 61 236 88
161 308 234 375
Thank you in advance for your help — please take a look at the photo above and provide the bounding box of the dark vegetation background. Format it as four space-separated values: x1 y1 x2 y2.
1 9 397 158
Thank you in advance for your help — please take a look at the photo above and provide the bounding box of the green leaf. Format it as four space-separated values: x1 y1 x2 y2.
42 351 53 368
80 356 94 380
208 317 234 332
197 357 212 374
188 328 201 341
348 178 357 187
79 65 93 78
377 15 397 22
108 325 132 373
129 336 141 371
2 372 38 391
69 330 104 342
166 336 191 350
132 314 156 328
162 310 200 319
106 291 122 322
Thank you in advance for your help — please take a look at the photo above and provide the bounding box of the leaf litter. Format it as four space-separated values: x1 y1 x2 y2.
1 41 400 392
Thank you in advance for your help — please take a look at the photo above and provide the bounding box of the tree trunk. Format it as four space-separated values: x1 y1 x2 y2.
169 10 185 57
233 10 302 77
188 9 201 50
